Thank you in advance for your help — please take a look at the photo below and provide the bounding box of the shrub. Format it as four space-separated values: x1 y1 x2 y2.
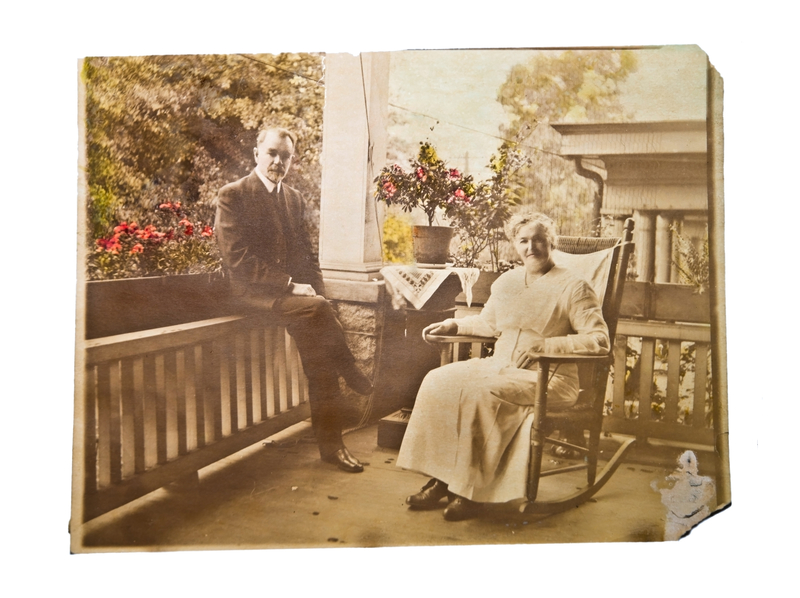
89 201 221 280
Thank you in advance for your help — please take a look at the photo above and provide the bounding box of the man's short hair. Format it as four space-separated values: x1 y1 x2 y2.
256 127 297 150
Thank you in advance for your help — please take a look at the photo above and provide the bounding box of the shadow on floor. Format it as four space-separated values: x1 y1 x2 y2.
78 422 694 551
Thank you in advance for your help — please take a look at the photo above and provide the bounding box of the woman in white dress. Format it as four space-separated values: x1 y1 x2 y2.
396 210 610 521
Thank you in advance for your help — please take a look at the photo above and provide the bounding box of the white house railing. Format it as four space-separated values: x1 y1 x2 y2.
80 315 309 522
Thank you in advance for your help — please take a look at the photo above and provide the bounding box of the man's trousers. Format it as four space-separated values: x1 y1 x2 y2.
234 294 357 457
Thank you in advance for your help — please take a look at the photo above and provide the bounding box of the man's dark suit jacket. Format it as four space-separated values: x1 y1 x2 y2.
215 170 325 308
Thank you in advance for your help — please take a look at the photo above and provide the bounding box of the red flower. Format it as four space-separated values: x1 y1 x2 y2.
448 168 461 180
130 243 144 254
416 167 427 182
113 222 129 234
179 219 194 236
101 235 122 254
382 180 396 198
201 225 213 237
454 188 466 200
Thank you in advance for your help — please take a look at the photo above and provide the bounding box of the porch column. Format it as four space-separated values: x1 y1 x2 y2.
654 213 673 283
318 52 390 281
632 210 656 282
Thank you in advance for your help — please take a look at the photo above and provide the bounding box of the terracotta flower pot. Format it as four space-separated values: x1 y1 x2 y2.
412 225 453 265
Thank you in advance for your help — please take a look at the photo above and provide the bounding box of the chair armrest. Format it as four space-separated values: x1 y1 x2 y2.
423 333 498 345
526 352 611 365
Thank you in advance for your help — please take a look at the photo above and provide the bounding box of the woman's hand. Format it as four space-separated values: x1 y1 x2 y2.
515 341 546 369
422 320 458 341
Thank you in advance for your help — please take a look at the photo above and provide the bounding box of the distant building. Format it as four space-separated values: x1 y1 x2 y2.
552 120 708 283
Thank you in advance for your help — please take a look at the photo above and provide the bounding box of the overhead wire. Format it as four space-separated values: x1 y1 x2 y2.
235 53 325 86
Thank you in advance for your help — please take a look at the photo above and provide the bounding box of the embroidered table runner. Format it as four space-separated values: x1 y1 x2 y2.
381 266 481 310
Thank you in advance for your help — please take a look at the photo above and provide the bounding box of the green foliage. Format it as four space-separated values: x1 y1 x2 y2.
374 142 477 226
495 50 638 239
449 144 527 270
672 226 709 293
382 211 414 264
497 49 638 129
82 53 324 278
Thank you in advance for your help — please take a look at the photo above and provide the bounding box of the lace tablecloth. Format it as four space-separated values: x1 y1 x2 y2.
380 266 481 310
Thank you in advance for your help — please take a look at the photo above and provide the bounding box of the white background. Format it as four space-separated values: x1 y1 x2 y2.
3 1 793 595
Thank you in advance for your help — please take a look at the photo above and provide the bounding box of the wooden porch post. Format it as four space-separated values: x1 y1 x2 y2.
633 210 656 282
318 52 389 281
655 212 673 283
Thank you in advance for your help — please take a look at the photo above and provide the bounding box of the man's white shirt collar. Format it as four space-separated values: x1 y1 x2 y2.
255 168 281 194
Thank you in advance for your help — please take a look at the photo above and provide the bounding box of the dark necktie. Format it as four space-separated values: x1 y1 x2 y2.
274 185 295 246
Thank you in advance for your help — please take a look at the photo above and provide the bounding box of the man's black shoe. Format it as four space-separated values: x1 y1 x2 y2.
340 365 374 395
322 448 364 473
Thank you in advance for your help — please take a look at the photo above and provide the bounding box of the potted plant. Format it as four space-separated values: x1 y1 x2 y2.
448 144 528 272
375 142 475 265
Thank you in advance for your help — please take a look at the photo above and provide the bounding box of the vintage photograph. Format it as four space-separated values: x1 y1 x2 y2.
71 46 728 552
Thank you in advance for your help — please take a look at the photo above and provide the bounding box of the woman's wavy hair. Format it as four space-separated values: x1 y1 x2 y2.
506 209 558 248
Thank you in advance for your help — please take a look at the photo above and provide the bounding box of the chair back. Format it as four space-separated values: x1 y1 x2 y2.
553 220 635 408
554 219 635 347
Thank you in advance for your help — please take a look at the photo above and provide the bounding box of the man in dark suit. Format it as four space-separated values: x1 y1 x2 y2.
215 127 372 473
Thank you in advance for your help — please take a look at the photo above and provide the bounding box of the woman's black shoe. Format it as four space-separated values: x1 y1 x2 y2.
406 478 452 509
443 497 483 521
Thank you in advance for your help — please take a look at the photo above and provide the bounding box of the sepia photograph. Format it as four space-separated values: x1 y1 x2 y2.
72 45 728 552
6 2 797 595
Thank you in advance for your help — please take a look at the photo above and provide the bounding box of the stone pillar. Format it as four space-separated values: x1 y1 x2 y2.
633 210 656 283
655 212 673 283
319 52 389 281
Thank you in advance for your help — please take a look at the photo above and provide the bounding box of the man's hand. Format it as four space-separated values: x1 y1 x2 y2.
422 320 458 340
515 341 546 369
289 282 317 297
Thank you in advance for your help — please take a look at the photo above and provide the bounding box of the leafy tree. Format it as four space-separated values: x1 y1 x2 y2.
495 50 637 237
82 53 324 276
498 49 637 132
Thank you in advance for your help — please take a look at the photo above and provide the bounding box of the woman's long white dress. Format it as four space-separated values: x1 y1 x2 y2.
396 265 610 503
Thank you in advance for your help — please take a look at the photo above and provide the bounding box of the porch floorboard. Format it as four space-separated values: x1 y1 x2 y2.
78 422 700 550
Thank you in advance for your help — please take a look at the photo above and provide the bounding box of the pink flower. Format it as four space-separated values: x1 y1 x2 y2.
448 168 461 180
113 222 129 234
158 202 173 210
454 188 466 200
382 181 396 197
130 243 144 254
391 164 404 176
201 225 213 237
416 167 427 182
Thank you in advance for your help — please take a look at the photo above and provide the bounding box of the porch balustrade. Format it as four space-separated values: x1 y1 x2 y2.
81 315 309 522
79 278 713 522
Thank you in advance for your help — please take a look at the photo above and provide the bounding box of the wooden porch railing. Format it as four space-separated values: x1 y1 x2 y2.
80 315 310 522
452 280 714 447
605 281 712 446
